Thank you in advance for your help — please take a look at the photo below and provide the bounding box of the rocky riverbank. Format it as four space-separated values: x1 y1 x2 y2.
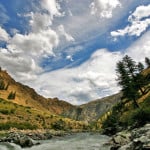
0 129 69 148
105 123 150 150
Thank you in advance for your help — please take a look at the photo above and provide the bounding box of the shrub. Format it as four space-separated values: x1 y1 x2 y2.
0 109 10 115
129 108 150 127
8 91 16 100
102 112 120 135
51 119 65 130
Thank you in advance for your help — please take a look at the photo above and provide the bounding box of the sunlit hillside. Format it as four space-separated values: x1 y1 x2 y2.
0 69 88 131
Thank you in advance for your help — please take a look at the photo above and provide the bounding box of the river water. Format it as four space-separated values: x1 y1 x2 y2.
0 133 111 150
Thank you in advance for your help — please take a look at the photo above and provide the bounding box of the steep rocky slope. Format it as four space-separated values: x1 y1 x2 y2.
62 93 122 122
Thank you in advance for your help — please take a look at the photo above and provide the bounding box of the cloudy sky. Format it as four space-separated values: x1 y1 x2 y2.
0 0 150 105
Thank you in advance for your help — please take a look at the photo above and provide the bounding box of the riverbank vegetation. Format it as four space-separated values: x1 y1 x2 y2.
101 56 150 135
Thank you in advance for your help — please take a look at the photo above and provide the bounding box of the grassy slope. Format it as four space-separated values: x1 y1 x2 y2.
0 70 74 115
0 98 88 131
0 70 88 131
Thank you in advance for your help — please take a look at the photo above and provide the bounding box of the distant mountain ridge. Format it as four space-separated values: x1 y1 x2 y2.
62 93 122 122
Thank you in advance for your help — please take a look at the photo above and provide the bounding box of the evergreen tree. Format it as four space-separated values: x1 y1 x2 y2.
8 91 16 100
145 57 150 68
116 55 147 108
137 62 144 72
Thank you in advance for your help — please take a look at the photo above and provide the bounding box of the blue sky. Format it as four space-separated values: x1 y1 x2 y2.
0 0 150 104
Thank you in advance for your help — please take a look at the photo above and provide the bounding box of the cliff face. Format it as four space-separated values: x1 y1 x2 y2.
62 93 122 122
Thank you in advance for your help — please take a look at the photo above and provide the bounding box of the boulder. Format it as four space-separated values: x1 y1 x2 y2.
107 124 150 150
0 132 34 148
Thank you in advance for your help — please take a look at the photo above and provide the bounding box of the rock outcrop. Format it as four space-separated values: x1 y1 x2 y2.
107 123 150 150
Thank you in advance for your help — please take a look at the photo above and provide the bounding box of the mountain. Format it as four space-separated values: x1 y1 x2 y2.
0 69 88 130
62 93 122 122
0 68 121 129
0 69 74 115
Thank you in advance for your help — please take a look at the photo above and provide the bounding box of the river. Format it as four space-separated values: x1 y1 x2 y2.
0 133 111 150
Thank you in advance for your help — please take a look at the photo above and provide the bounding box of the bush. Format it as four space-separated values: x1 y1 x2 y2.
102 112 120 135
51 119 65 130
0 109 15 115
0 109 10 115
8 91 16 100
129 108 150 127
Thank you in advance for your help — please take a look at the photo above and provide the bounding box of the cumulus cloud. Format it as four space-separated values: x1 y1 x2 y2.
7 29 59 56
126 30 150 62
57 25 74 42
1 0 150 105
0 1 61 80
29 12 52 33
29 49 122 105
27 29 150 105
0 26 10 42
0 49 42 81
90 0 121 18
128 4 150 22
111 5 150 37
40 0 62 19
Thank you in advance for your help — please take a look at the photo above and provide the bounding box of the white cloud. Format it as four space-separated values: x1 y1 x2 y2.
1 0 150 106
111 5 150 37
0 4 60 80
90 0 121 18
57 25 74 42
29 49 122 105
40 0 62 19
0 49 42 81
7 29 59 56
66 55 74 61
128 5 150 22
0 26 10 42
29 12 52 33
126 30 150 62
26 30 150 105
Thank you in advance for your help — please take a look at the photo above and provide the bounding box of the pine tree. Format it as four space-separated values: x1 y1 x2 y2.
145 57 150 68
116 55 147 108
137 62 144 72
8 91 16 100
